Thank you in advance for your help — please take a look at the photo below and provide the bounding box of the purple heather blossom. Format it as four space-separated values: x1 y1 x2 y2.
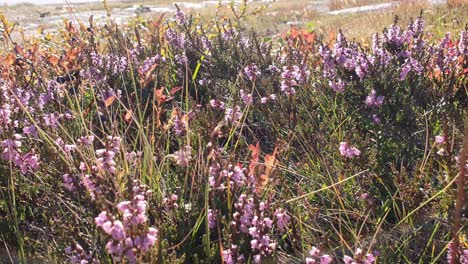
306 246 333 264
208 209 217 229
64 243 97 264
459 31 467 55
173 114 186 136
244 64 261 81
198 78 212 86
343 248 378 264
339 142 361 159
172 146 192 166
435 135 445 144
365 90 384 108
78 136 95 146
225 106 242 124
95 183 157 263
240 89 253 105
329 79 346 93
274 208 290 232
63 173 76 191
400 57 423 80
372 114 381 124
23 125 38 138
174 9 188 25
210 99 225 110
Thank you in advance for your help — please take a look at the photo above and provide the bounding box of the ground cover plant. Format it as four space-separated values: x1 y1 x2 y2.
0 2 467 263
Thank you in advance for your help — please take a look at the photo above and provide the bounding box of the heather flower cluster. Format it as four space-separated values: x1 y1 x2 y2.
339 142 361 159
306 247 332 264
64 243 98 264
95 182 158 263
344 248 379 264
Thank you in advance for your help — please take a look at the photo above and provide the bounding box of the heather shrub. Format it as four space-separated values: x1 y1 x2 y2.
0 5 466 264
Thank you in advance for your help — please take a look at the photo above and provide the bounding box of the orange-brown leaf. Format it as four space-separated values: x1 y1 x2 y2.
104 95 116 108
170 86 183 95
6 54 15 66
47 54 59 66
248 142 260 172
124 110 133 123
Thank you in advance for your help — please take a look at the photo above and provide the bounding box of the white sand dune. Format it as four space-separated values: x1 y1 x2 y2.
0 0 101 5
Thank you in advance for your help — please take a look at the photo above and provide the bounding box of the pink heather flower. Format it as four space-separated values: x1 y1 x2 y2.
343 255 354 264
244 63 261 81
365 90 384 108
240 89 253 105
64 144 77 153
78 136 95 146
172 146 192 166
43 112 60 128
111 220 126 240
329 79 346 93
435 135 445 144
208 209 217 229
23 125 38 138
274 208 290 232
321 255 333 264
260 97 268 104
225 106 242 124
210 99 226 110
372 114 381 124
339 142 361 158
62 174 76 191
19 153 40 174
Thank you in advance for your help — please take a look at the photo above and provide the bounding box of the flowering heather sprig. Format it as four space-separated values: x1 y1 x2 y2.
399 57 423 80
172 145 192 166
365 90 384 108
225 106 242 124
209 163 248 190
231 194 290 262
1 135 38 174
339 142 361 159
447 241 468 264
174 9 188 26
343 248 378 264
306 246 333 264
77 136 95 147
139 54 163 74
435 135 446 144
244 63 261 81
165 28 186 49
207 208 217 229
280 65 302 96
163 193 178 211
95 182 157 263
274 208 290 232
173 113 187 136
240 89 253 105
62 173 77 192
329 79 346 93
222 26 237 41
459 31 467 55
210 99 226 110
64 243 98 264
95 136 121 175
222 245 245 264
